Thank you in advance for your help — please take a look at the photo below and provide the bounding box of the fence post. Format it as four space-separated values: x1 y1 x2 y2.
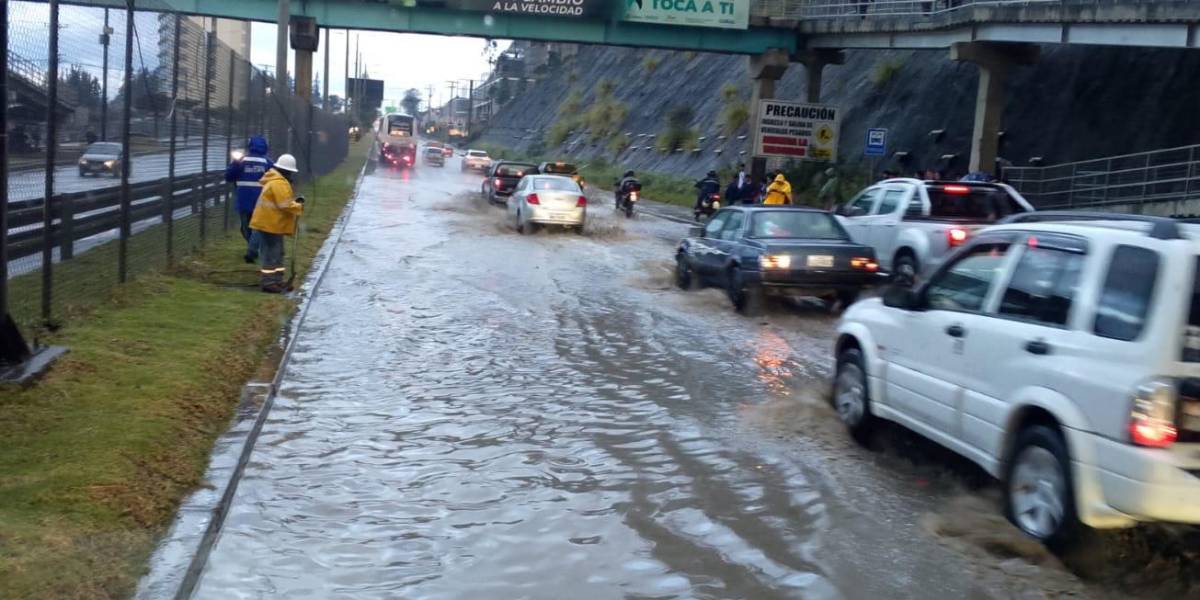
1187 146 1197 210
224 46 235 233
101 8 110 141
41 0 60 321
200 20 212 243
0 0 10 321
243 57 252 142
1101 157 1111 205
1139 152 1151 213
165 13 180 265
118 0 134 283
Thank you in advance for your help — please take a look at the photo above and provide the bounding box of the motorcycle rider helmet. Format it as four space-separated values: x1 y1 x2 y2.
707 170 718 178
623 170 635 178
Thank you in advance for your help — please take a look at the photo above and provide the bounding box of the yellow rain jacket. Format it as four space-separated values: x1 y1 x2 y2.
250 169 304 235
763 174 793 205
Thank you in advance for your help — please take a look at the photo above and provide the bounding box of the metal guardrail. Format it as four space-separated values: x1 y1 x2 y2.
1004 144 1200 210
750 0 1165 20
7 171 225 262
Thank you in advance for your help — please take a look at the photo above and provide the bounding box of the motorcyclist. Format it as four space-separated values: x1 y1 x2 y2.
694 170 721 220
616 170 640 208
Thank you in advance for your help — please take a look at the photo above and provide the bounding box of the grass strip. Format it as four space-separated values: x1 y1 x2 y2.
0 137 368 599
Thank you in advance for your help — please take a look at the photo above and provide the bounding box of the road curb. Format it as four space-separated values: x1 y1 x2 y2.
134 160 369 600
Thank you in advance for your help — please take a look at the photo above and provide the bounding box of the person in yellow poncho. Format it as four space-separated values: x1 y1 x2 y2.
763 172 793 205
250 154 304 293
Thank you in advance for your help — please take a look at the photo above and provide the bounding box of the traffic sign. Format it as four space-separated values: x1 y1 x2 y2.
865 128 887 157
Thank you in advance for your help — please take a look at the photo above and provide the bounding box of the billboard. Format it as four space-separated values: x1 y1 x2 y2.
752 100 840 162
448 0 610 18
347 78 384 109
622 0 748 30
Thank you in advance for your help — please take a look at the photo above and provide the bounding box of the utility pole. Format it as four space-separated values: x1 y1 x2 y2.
274 0 289 153
343 29 349 114
100 8 110 141
467 79 474 137
322 27 330 111
353 35 360 122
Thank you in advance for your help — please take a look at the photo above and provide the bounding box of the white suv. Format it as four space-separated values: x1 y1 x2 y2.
833 212 1200 547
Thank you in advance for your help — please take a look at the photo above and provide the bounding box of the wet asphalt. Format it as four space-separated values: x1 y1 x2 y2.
189 155 1117 599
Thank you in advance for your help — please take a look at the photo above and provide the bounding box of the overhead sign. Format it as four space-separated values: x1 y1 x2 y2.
622 0 749 30
346 78 384 109
449 0 610 18
752 100 840 162
865 127 887 157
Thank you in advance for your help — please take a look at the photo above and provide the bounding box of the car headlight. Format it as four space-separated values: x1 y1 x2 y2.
760 255 792 269
104 160 115 168
78 159 86 165
230 149 245 161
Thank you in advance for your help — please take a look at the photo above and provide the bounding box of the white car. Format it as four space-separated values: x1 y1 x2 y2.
461 149 492 172
508 175 586 234
833 211 1200 547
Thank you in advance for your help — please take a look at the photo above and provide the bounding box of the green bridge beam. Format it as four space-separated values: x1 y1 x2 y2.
73 0 796 55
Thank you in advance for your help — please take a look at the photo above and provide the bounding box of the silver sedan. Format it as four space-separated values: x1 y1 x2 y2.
507 174 587 234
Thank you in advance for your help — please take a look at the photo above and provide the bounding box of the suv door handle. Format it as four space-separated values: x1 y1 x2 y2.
1024 340 1051 355
945 324 965 338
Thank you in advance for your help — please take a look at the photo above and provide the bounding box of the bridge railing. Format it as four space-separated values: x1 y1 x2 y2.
754 0 1150 20
1004 144 1200 211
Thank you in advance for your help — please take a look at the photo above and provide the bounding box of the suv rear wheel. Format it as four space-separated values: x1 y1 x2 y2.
1004 425 1083 549
833 348 875 442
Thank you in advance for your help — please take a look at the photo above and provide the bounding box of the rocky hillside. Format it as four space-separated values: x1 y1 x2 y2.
478 43 1200 179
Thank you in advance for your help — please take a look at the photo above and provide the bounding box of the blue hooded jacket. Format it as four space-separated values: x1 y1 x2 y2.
225 136 272 214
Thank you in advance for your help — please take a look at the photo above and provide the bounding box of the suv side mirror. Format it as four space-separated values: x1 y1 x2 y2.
882 285 918 309
688 225 704 238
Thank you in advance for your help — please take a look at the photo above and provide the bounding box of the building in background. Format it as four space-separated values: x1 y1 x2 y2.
156 15 251 109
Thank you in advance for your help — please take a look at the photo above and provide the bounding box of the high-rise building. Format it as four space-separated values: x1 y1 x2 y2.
156 15 251 109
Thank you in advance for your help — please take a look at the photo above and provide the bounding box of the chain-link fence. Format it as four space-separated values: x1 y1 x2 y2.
2 0 350 333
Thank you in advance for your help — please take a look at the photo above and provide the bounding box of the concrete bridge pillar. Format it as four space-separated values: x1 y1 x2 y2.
748 48 790 185
951 42 1039 175
796 49 845 104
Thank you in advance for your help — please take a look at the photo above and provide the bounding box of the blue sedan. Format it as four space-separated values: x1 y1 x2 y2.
675 206 884 315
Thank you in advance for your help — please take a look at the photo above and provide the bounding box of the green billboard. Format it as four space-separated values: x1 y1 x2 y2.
622 0 748 29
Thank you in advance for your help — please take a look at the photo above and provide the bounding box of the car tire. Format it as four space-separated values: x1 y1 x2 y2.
893 253 919 287
516 211 526 235
675 255 697 290
79 169 86 177
727 267 763 316
833 348 875 442
837 290 860 310
1004 425 1085 550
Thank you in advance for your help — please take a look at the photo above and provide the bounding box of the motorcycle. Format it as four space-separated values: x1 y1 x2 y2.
614 181 641 218
694 193 721 221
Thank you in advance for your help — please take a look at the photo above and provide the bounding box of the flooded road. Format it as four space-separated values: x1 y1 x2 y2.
191 156 1123 599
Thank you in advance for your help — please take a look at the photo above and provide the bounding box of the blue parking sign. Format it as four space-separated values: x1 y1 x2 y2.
865 128 887 157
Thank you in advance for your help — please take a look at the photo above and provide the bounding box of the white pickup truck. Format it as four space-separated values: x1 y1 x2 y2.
835 178 1035 283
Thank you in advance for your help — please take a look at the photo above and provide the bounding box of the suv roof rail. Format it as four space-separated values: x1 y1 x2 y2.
998 211 1183 240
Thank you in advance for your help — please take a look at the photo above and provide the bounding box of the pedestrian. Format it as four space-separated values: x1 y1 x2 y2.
763 172 793 205
817 167 841 210
734 163 755 204
250 154 304 293
225 135 273 263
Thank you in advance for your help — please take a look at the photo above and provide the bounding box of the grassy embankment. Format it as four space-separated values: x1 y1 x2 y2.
0 137 368 599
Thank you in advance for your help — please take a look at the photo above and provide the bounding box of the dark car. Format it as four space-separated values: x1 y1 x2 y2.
675 206 884 315
78 142 122 177
483 161 537 204
537 161 585 189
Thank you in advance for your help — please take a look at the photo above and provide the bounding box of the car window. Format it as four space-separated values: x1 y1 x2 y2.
844 189 879 217
720 212 745 240
925 184 1026 222
998 246 1085 326
704 211 730 237
924 243 1010 313
1094 245 1159 341
750 211 846 240
496 163 533 177
1183 258 1200 362
876 189 905 215
86 142 121 154
468 150 487 157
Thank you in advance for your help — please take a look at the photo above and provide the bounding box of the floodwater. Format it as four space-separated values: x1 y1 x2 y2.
190 155 1188 599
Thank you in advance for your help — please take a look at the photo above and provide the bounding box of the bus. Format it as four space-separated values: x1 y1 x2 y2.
374 113 418 169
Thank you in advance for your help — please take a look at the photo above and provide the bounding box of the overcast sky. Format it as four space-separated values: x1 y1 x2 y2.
248 23 509 110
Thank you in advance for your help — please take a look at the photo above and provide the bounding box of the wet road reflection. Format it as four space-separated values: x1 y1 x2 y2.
191 156 1098 599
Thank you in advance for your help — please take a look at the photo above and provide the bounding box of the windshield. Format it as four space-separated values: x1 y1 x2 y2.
749 211 847 239
497 164 534 177
925 185 1026 221
424 148 442 156
1184 258 1200 362
85 143 121 155
529 177 581 192
542 163 577 174
468 150 488 157
386 115 413 136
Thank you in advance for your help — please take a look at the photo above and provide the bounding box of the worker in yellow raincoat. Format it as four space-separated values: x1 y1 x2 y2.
763 172 793 205
250 153 304 292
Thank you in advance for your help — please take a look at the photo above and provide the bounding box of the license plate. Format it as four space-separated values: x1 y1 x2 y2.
806 255 834 268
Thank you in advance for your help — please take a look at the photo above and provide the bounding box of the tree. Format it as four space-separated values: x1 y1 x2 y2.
401 88 421 116
61 65 102 111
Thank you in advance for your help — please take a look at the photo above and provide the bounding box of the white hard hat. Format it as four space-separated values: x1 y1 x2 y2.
275 153 298 173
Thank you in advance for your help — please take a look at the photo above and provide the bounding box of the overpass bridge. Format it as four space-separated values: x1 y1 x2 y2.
62 0 1200 178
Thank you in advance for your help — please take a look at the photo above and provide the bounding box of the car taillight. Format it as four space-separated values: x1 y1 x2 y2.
943 184 970 194
576 196 587 207
1130 379 1178 448
527 193 540 205
630 191 639 201
494 178 503 188
850 257 879 271
947 227 968 247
